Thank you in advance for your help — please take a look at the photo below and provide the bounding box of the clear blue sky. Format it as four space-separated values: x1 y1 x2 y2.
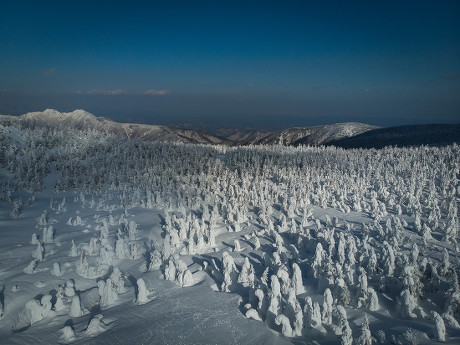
1 0 459 128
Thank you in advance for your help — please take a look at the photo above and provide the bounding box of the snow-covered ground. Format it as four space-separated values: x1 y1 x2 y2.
0 124 459 344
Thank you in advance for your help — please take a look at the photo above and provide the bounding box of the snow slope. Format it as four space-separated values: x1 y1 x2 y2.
0 109 378 147
0 123 459 344
0 109 227 145
230 122 379 146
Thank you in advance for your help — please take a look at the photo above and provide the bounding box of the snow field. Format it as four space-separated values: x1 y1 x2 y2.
0 124 459 344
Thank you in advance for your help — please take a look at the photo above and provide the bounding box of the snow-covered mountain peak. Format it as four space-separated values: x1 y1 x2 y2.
1 109 380 146
0 109 228 145
64 109 97 119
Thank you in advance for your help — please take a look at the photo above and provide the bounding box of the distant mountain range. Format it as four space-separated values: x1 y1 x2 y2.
1 109 458 148
325 123 460 149
0 109 226 145
0 109 378 146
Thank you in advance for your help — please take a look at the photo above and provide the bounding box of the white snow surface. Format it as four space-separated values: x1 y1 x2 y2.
0 123 459 344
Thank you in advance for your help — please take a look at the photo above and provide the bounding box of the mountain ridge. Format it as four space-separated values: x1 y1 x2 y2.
0 109 228 145
0 109 379 146
326 123 460 149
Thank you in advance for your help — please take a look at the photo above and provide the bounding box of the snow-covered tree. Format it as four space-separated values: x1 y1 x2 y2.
322 288 333 324
221 251 238 292
135 278 151 305
69 295 84 317
275 314 294 337
51 262 62 276
69 240 79 257
42 225 54 244
237 257 255 287
399 288 417 319
357 315 373 345
368 287 380 311
312 243 326 278
59 326 76 343
432 311 446 342
441 248 450 276
32 242 44 261
291 263 305 295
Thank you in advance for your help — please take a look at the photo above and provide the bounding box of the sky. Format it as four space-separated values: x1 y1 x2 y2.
0 0 459 129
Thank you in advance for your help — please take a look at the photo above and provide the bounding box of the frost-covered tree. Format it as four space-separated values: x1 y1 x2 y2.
233 239 242 252
164 258 177 281
84 314 106 336
304 296 322 330
69 239 79 257
59 326 76 343
322 288 333 324
221 251 238 292
135 278 150 305
69 295 84 317
148 249 163 271
31 233 39 245
88 237 99 256
23 259 38 274
432 311 446 342
42 225 54 244
51 262 62 276
357 267 369 308
32 242 44 261
410 243 419 264
275 314 294 337
334 305 352 345
110 267 125 294
36 210 50 226
335 277 351 307
65 280 76 297
128 220 137 241
76 251 90 277
181 269 194 287
129 242 140 260
441 248 450 276
237 257 255 287
267 275 282 327
368 287 380 311
283 291 303 336
443 217 458 250
312 243 326 278
277 268 292 296
246 308 262 321
399 288 417 319
115 237 128 259
98 278 118 308
14 299 47 330
382 241 396 276
54 287 66 311
291 263 305 295
357 315 373 345
9 199 21 218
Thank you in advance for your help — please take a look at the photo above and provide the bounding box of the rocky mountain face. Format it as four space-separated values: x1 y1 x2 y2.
0 109 378 146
